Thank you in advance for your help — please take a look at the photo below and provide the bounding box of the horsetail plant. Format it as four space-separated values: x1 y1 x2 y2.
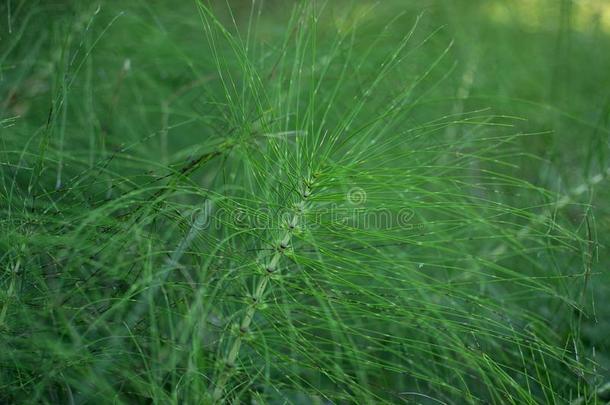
0 1 606 404
212 179 315 402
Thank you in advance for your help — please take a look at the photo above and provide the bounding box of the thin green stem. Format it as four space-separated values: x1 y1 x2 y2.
212 184 312 402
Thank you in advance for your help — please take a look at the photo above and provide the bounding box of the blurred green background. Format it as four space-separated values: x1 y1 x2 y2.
2 0 609 401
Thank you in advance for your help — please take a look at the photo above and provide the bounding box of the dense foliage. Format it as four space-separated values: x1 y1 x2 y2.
1 1 608 403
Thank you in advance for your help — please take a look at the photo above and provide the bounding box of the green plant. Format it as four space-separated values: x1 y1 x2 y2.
0 1 605 404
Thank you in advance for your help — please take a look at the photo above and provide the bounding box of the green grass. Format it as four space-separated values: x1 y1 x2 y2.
1 0 608 403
